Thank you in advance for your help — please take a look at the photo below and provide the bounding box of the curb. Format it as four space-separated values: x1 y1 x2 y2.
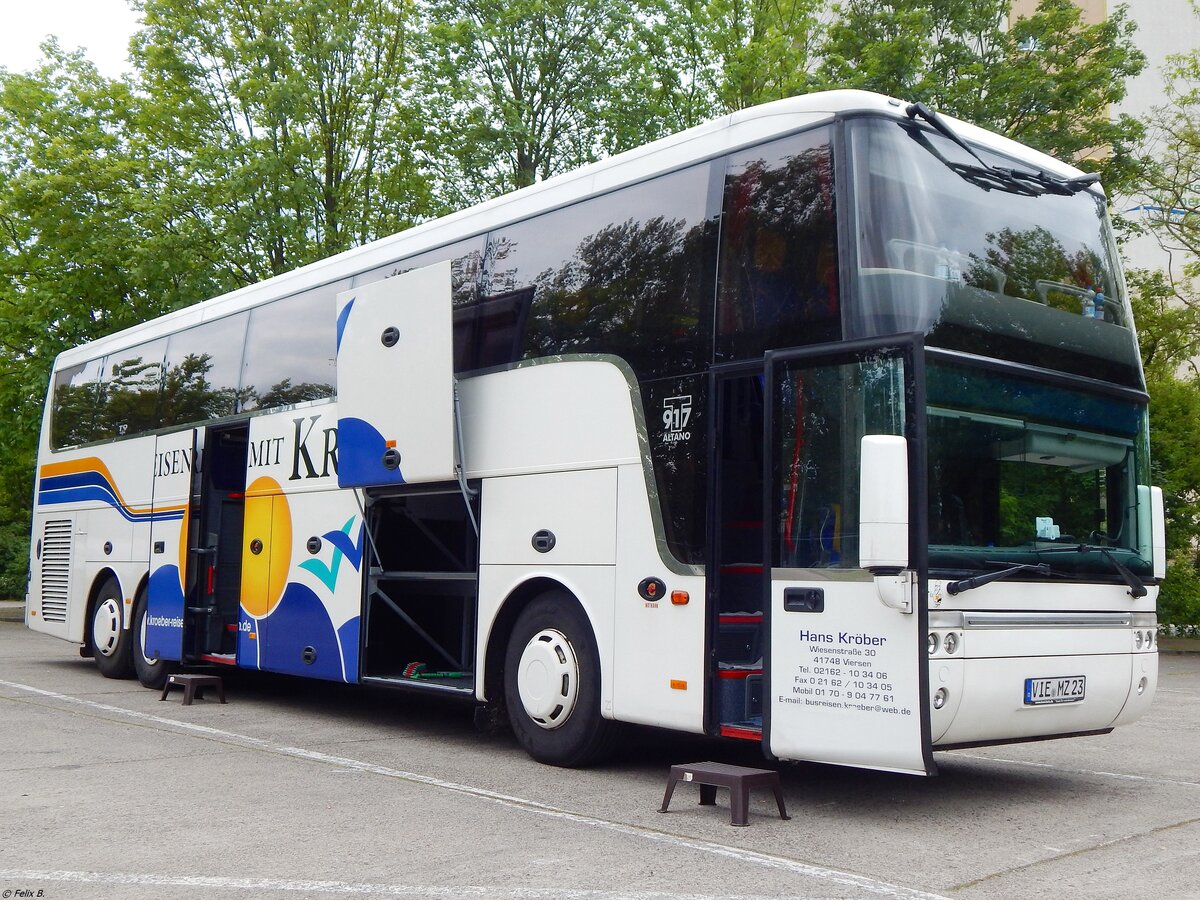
0 603 26 624
1160 640 1200 655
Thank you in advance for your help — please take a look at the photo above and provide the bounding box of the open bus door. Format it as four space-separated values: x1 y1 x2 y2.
764 338 933 775
144 428 199 663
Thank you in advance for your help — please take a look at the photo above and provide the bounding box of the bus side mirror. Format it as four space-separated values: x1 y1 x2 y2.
860 435 910 573
1151 486 1166 580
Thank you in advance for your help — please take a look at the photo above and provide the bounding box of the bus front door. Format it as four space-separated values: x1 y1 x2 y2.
764 341 933 775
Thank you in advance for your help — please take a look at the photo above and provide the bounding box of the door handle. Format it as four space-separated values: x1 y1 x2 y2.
783 587 824 612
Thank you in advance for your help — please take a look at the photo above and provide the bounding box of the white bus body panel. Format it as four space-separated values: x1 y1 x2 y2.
30 435 160 643
612 464 706 732
480 469 617 566
466 359 705 733
457 360 640 477
927 582 1159 745
335 261 455 488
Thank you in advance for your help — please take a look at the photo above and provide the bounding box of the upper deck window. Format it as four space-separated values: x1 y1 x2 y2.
716 127 839 360
483 162 714 380
848 116 1142 387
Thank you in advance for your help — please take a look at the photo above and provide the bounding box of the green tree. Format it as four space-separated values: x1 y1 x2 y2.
0 46 219 596
1127 269 1200 627
817 0 1146 195
647 0 824 120
134 0 434 276
1141 27 1200 282
414 0 668 206
1132 20 1200 627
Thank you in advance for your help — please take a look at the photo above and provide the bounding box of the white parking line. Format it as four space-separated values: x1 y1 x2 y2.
0 678 947 900
0 869 837 899
947 751 1200 789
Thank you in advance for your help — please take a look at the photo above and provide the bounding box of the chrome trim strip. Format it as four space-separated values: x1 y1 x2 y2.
962 612 1132 629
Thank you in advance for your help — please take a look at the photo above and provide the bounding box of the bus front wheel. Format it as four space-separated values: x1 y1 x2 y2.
503 592 616 767
90 577 133 679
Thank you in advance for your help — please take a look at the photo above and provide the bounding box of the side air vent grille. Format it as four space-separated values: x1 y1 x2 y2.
40 519 73 623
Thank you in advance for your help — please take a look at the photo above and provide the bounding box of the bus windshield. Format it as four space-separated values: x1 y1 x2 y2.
926 360 1153 580
849 117 1143 387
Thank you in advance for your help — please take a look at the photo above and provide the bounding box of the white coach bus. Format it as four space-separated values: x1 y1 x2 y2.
26 91 1165 773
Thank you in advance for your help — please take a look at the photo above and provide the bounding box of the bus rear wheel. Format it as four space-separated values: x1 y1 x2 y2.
132 590 174 690
503 592 617 767
90 577 133 679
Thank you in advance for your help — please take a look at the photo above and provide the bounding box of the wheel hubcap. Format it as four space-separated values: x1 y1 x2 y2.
516 628 579 730
92 597 122 657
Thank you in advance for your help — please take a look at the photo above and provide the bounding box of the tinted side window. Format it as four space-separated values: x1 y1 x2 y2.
98 338 168 439
51 358 104 448
356 237 483 308
160 313 249 427
484 163 715 379
242 285 341 412
718 128 839 359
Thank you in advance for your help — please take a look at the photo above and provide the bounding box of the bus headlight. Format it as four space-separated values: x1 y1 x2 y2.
1135 631 1144 649
943 632 959 654
1137 676 1148 695
933 687 949 709
927 633 940 655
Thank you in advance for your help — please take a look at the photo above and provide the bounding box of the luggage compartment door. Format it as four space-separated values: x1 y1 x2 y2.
335 261 455 488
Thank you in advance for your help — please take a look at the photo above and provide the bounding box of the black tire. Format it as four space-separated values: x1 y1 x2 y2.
503 591 617 767
132 589 174 690
90 576 133 679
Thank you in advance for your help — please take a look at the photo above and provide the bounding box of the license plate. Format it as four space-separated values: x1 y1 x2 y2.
1024 675 1086 705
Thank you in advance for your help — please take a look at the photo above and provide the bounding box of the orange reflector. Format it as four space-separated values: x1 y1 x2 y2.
249 632 257 640
385 439 397 448
30 609 37 616
670 679 687 691
671 590 689 605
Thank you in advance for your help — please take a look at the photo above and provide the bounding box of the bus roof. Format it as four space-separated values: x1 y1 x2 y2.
54 89 1090 368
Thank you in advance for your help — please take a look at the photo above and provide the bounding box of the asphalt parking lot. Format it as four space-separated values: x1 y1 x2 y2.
1 620 1197 900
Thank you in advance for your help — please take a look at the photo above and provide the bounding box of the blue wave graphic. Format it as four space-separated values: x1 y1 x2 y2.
39 471 184 523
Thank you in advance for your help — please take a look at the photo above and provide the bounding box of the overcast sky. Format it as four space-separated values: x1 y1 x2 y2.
0 0 141 78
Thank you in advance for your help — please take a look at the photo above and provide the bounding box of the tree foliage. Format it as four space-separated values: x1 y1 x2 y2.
1142 37 1200 282
0 46 225 595
415 0 666 206
648 0 824 120
134 0 434 276
818 0 1146 195
1132 19 1200 626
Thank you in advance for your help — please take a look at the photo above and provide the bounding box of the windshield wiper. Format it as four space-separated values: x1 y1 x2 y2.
905 102 1101 196
946 562 1050 596
1037 544 1148 598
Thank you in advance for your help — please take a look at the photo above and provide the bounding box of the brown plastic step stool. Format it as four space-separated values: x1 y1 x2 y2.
159 673 226 706
659 761 790 826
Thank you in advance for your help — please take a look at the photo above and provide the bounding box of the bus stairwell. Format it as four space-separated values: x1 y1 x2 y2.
184 423 248 664
710 374 766 740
